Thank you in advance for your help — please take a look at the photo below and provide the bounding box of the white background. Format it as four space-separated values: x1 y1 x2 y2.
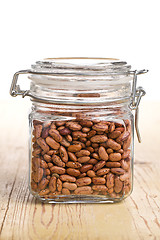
0 0 159 101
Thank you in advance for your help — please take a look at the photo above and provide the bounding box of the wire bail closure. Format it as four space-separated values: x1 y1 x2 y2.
129 69 148 143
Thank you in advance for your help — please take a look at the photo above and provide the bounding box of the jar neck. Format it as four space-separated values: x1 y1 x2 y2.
31 99 132 122
29 74 132 106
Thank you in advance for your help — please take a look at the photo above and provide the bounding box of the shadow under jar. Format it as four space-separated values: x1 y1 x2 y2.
10 57 148 203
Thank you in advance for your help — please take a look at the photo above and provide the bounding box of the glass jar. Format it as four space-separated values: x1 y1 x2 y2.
10 57 148 203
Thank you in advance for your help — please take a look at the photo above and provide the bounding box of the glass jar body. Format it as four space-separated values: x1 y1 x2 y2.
29 102 134 203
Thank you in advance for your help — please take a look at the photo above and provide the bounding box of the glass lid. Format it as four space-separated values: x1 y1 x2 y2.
31 57 132 75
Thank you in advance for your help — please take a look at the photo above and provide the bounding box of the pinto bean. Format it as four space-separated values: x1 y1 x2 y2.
52 155 65 167
109 153 122 162
37 138 49 153
68 152 77 162
90 135 108 143
107 139 121 151
80 164 93 173
106 162 121 168
60 175 76 182
76 177 92 187
92 185 107 192
63 182 77 191
92 177 106 185
93 161 106 171
66 161 82 168
68 144 82 152
49 176 57 192
46 136 60 150
74 186 92 195
50 166 66 175
59 146 68 163
98 146 108 161
96 168 110 176
66 168 81 177
87 170 96 178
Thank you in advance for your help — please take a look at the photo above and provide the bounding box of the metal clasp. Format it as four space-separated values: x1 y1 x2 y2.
10 70 31 98
129 69 148 143
10 70 55 100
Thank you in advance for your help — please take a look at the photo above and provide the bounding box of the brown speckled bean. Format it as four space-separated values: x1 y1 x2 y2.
92 123 108 132
106 162 121 168
40 160 48 169
50 166 66 175
60 174 76 182
35 125 42 138
77 156 90 163
57 178 63 192
68 152 77 162
107 139 121 151
90 135 108 143
87 170 96 178
116 131 130 143
92 177 106 185
108 130 121 139
68 144 82 152
80 120 93 127
59 146 68 163
37 138 49 153
92 185 107 192
114 176 123 193
43 154 52 162
52 155 65 167
62 188 70 195
106 173 114 188
39 189 50 196
111 168 125 175
109 122 115 132
74 186 92 195
66 122 82 131
32 168 43 183
76 177 91 186
109 153 121 162
66 168 81 177
75 150 90 157
96 168 110 176
59 128 71 136
49 176 57 192
49 129 63 142
93 161 106 171
38 178 49 190
66 161 82 168
63 182 77 191
46 136 60 150
98 146 108 161
88 158 98 165
60 137 71 147
80 164 93 173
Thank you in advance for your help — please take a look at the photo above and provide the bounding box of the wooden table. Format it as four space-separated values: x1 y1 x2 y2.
0 99 160 240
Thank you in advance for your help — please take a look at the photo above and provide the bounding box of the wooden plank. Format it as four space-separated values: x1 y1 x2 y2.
0 100 160 240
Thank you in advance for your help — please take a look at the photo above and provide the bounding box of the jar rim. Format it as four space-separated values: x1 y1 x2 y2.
31 57 132 76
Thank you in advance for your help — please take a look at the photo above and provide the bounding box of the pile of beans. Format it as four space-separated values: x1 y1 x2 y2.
31 119 132 199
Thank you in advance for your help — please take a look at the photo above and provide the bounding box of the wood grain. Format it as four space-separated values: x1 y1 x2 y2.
0 99 160 240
